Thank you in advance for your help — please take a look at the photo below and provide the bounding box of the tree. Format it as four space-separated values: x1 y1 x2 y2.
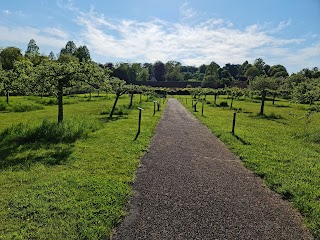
36 60 79 123
12 59 34 96
269 64 288 78
60 41 77 56
137 68 149 82
224 63 240 78
75 45 91 62
201 75 218 88
109 78 129 118
227 87 243 108
127 84 139 108
0 47 23 70
112 63 130 82
0 66 10 103
198 64 207 74
25 39 40 58
78 61 110 99
58 53 79 64
292 79 320 105
49 51 56 60
165 68 184 81
244 66 260 79
205 61 220 79
253 58 265 75
154 61 165 81
250 76 279 115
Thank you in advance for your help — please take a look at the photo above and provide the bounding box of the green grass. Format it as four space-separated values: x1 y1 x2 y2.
0 93 166 239
179 95 320 238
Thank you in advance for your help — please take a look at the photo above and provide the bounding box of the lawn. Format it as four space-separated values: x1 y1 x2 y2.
179 94 320 238
0 93 165 239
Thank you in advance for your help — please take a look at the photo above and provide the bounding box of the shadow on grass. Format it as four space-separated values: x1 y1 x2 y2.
98 115 129 123
0 119 98 170
249 113 287 125
233 134 251 145
0 136 73 170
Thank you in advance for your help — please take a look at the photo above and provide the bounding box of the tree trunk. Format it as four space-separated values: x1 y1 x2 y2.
260 90 266 116
89 92 92 101
129 93 134 108
6 91 9 104
58 83 64 123
214 94 217 105
272 93 276 105
109 95 119 118
231 97 234 108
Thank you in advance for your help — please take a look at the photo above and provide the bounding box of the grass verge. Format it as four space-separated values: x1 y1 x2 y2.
179 95 320 238
0 94 166 239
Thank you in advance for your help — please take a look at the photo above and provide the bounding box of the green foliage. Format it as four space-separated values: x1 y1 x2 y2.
154 61 165 81
244 66 260 79
0 47 23 70
25 39 40 59
202 75 218 88
292 79 320 105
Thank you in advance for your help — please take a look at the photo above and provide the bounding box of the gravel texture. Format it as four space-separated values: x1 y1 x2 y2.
112 98 314 240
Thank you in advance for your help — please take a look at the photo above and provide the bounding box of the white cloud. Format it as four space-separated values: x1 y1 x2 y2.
180 2 197 20
43 27 69 39
2 10 11 15
267 19 292 33
0 25 68 50
56 0 78 11
76 9 311 70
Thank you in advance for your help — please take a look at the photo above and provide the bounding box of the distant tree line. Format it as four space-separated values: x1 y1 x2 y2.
1 39 320 118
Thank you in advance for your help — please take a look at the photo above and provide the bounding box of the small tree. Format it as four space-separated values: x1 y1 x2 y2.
35 60 79 123
109 78 129 118
127 84 139 108
250 76 279 115
189 87 202 99
228 87 243 109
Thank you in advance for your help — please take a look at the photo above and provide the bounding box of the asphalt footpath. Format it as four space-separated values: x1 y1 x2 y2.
112 98 314 240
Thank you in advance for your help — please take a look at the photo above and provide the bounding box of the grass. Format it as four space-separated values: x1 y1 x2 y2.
0 93 166 239
179 95 320 239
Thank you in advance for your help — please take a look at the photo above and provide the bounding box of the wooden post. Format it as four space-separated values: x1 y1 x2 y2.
153 101 157 115
202 102 204 116
193 102 197 112
134 107 143 140
232 112 237 135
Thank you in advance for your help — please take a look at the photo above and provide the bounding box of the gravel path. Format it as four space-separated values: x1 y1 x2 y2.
112 98 314 240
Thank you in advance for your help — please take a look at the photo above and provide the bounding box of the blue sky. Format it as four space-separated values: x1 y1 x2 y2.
1 0 319 73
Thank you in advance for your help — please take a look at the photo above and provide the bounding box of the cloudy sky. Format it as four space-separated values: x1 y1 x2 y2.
1 0 320 73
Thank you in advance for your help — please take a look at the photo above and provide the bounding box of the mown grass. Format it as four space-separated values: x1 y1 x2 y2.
0 93 165 239
179 95 320 238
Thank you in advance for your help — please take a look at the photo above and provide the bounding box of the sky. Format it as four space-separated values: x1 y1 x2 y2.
0 0 320 73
